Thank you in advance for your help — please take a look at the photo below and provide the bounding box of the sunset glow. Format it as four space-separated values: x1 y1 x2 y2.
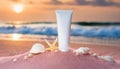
0 0 120 22
12 34 21 40
13 4 24 13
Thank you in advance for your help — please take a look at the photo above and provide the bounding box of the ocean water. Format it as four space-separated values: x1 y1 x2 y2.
0 21 120 38
0 21 120 46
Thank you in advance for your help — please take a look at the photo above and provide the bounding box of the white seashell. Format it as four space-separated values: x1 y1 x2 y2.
28 53 33 58
92 53 98 57
73 47 90 55
30 43 45 54
24 56 28 60
13 58 17 62
98 56 115 63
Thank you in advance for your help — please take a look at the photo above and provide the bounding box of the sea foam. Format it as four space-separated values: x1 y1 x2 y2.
0 25 120 38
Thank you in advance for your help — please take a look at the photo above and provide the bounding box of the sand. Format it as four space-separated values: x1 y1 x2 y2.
0 39 120 69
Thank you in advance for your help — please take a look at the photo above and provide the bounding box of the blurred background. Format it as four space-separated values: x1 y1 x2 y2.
0 0 120 46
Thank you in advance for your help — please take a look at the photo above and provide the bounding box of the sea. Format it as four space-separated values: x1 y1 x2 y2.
0 21 120 46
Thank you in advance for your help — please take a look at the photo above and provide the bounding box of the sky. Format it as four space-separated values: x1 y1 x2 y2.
0 0 120 22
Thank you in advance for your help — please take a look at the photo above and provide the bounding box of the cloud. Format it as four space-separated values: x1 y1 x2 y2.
9 0 23 2
89 0 120 6
8 0 120 7
66 0 120 7
8 0 62 5
42 0 62 5
44 0 120 7
8 0 35 4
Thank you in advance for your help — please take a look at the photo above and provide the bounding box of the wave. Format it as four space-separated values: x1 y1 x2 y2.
71 27 120 38
0 26 120 38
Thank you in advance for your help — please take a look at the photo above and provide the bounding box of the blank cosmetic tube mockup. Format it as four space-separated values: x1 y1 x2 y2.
56 10 73 52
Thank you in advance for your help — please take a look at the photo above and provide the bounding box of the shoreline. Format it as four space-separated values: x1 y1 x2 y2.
0 34 120 47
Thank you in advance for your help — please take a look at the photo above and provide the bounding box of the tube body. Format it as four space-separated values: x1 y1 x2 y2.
56 10 73 52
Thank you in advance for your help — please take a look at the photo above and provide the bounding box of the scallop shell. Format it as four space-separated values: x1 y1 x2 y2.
30 43 45 54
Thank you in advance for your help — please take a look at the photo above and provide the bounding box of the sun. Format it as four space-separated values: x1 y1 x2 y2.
13 4 24 13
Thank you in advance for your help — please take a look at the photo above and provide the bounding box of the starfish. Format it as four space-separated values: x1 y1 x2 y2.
45 38 58 52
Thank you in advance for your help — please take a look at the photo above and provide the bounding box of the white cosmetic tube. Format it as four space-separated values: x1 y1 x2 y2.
56 10 73 52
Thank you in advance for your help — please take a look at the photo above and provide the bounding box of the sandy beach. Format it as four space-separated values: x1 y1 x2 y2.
0 38 120 69
0 39 120 64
